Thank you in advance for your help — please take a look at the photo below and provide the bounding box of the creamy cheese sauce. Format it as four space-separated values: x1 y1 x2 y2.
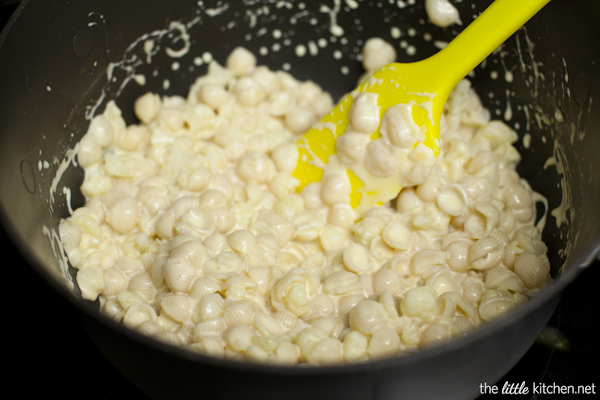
57 35 552 365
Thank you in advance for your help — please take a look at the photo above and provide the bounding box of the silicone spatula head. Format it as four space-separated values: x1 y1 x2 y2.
291 0 550 216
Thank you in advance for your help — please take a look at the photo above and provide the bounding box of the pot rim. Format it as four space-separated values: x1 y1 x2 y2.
2 0 599 377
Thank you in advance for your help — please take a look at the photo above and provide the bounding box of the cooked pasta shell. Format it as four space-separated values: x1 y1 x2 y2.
342 329 369 363
295 326 329 361
425 269 460 296
175 323 194 345
301 294 336 323
484 265 524 293
203 231 232 256
102 297 124 321
180 208 216 237
220 273 258 300
180 166 212 192
223 324 256 352
514 252 551 291
123 303 158 328
222 299 260 326
515 232 548 255
189 336 225 358
292 210 325 242
76 265 104 301
246 265 272 296
106 196 139 234
342 243 376 274
410 249 446 278
359 273 375 297
274 341 300 365
259 212 295 247
455 294 480 323
311 316 345 339
117 290 147 311
160 293 193 323
102 268 128 298
460 275 485 304
127 272 156 302
373 269 403 296
387 254 411 277
164 256 198 293
478 289 527 321
253 313 287 337
380 103 421 148
227 229 260 256
189 275 221 299
503 240 524 270
420 323 461 347
436 291 459 320
273 310 299 331
58 219 82 252
348 300 389 336
193 317 227 337
468 238 503 270
319 225 352 252
502 182 533 210
135 320 163 338
458 175 490 203
488 228 510 246
136 183 170 212
416 174 447 202
395 187 423 213
399 317 422 346
446 240 470 273
167 232 197 251
404 144 436 186
204 252 245 281
513 225 541 239
170 196 200 219
155 209 176 240
377 290 399 319
170 238 210 270
192 292 225 323
306 337 344 365
114 256 145 278
436 184 468 217
337 293 367 316
349 92 380 134
369 236 397 262
399 286 439 321
367 326 401 359
245 344 272 363
466 149 496 174
352 216 385 247
277 250 301 273
323 270 362 296
271 273 310 317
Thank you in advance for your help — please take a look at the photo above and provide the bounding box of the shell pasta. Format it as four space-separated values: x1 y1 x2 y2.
60 38 551 365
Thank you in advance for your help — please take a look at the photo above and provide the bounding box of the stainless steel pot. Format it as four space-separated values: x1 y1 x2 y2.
2 1 599 399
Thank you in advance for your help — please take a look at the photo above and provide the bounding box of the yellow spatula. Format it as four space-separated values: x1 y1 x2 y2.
292 0 550 215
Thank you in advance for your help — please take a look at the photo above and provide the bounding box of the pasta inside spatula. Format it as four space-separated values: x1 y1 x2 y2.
291 0 550 216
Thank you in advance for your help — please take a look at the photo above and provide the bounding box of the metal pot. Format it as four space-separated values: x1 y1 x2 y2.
1 1 598 399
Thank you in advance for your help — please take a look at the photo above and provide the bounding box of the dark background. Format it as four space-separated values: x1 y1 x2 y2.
2 2 598 399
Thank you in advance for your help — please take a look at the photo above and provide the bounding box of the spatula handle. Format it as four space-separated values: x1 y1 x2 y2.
432 0 551 84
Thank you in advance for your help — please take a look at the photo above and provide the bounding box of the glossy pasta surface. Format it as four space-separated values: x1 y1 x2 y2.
59 39 551 365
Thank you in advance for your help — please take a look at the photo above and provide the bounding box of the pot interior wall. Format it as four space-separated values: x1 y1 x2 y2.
0 3 598 399
1 1 599 399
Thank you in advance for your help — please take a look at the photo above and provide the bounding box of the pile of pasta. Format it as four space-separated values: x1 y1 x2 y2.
59 39 551 365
